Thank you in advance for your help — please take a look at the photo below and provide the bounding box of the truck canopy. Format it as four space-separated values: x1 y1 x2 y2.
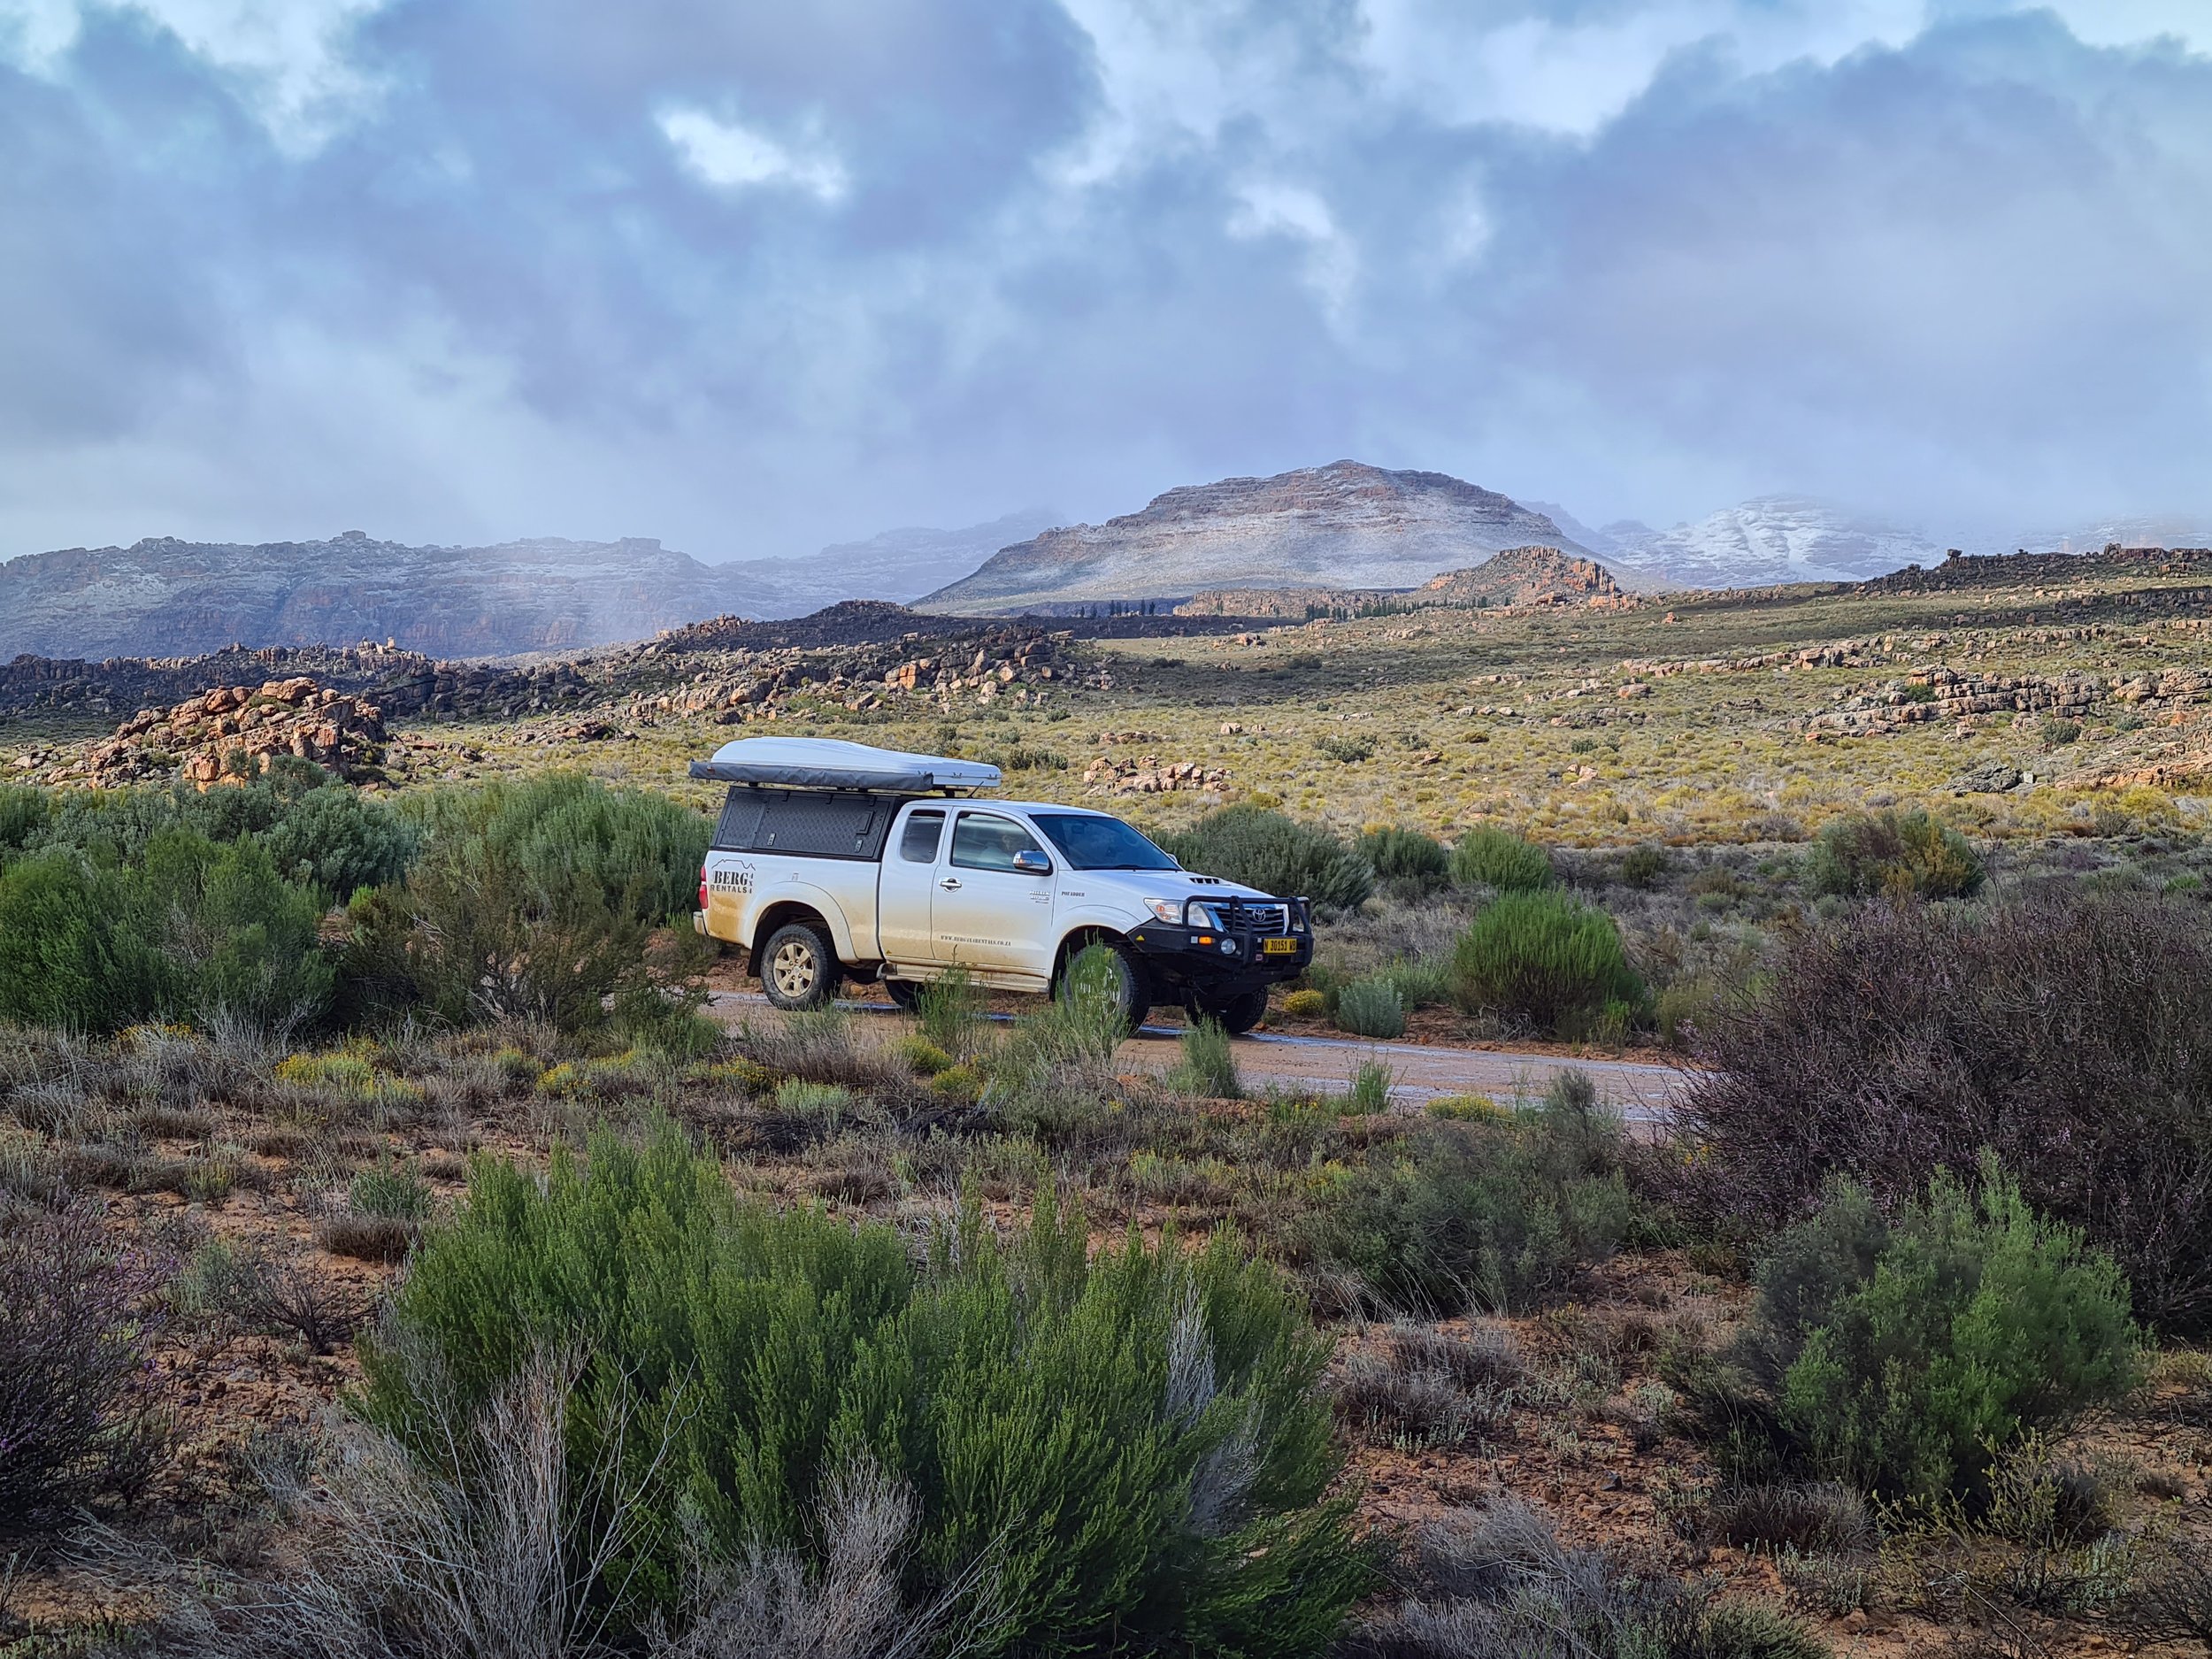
688 737 1002 794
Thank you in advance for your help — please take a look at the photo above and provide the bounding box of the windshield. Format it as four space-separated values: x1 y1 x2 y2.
1029 812 1180 872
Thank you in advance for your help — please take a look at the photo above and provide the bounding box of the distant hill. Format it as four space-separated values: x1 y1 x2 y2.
0 512 1065 660
0 531 756 661
720 511 1061 618
921 461 1588 614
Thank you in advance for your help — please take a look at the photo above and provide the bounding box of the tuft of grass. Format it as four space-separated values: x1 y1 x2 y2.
349 1155 434 1222
895 1033 953 1077
1345 1058 1395 1114
1167 1018 1241 1099
915 968 987 1060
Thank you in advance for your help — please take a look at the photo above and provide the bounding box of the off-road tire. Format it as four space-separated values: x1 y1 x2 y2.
761 922 840 1010
1056 937 1150 1037
1197 987 1270 1035
883 977 922 1012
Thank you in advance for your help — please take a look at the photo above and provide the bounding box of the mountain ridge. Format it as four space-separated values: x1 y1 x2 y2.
922 460 1589 613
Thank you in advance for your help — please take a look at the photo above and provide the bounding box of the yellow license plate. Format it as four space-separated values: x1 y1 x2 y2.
1262 936 1298 956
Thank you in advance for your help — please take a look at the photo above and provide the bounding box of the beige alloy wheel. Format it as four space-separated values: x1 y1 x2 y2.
760 921 838 1010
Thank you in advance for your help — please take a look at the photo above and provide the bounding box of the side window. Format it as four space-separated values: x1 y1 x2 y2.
899 809 946 864
951 812 1043 873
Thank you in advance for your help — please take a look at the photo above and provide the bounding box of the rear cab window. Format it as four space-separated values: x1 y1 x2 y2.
899 808 946 863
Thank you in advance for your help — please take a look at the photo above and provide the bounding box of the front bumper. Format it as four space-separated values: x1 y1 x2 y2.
1126 896 1313 994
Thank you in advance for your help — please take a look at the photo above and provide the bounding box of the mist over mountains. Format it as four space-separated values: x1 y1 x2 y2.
3 466 2205 663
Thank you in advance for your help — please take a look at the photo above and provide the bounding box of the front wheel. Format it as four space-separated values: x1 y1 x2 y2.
761 922 840 1010
1198 987 1269 1035
1056 938 1149 1038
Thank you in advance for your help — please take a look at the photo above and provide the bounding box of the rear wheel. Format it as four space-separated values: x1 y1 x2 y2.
1056 937 1149 1037
761 922 840 1010
883 977 921 1011
1197 987 1269 1035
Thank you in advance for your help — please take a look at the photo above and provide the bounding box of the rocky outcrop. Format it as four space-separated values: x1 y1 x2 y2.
1414 547 1629 609
1803 664 2212 738
23 678 390 787
1175 546 1631 619
924 461 1588 614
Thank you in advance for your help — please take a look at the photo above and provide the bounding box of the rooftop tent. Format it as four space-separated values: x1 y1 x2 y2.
687 737 1002 794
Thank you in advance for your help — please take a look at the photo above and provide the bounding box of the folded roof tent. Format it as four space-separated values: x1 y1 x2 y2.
687 736 1002 794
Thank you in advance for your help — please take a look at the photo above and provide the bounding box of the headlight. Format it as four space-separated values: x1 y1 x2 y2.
1142 897 1186 925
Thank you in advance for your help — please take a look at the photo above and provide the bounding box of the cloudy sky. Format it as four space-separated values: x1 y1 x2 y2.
1 0 2208 564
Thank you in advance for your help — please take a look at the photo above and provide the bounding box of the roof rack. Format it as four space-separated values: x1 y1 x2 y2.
687 737 1002 795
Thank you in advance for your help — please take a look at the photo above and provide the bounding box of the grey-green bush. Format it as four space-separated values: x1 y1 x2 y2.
360 1121 1367 1655
1334 977 1407 1040
1318 1071 1640 1313
1808 809 1982 900
1160 806 1373 915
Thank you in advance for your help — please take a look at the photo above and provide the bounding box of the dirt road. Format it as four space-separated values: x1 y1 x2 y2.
706 991 1693 1120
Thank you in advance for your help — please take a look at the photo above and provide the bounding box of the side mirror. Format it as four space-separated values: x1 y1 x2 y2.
1011 849 1052 876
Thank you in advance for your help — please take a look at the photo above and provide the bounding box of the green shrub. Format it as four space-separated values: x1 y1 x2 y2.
1707 1158 2139 1510
1450 825 1554 892
8 768 418 902
1335 978 1406 1040
361 1122 1366 1654
134 832 334 1031
1449 891 1646 1037
1169 1017 1241 1098
0 832 331 1034
1358 826 1452 894
1317 1071 1639 1314
1316 734 1375 764
1160 806 1373 915
1281 987 1327 1018
256 785 419 899
404 772 710 923
1618 843 1672 889
347 775 707 1033
1809 809 1983 900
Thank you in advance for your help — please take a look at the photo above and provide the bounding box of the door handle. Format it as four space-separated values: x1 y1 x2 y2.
940 877 961 889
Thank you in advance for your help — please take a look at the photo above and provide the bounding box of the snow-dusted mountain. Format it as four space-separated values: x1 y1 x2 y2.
1546 496 1947 589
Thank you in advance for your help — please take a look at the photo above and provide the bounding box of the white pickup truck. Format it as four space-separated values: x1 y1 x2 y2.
690 737 1312 1032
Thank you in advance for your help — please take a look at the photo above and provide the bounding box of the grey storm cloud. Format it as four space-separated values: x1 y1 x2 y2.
0 0 2207 559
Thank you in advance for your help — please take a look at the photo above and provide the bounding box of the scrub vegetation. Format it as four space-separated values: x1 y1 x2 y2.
7 558 2212 1654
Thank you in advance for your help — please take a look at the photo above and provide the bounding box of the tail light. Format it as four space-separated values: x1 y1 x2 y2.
698 865 710 910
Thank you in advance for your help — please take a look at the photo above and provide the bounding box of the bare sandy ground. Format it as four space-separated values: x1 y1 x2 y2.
705 989 1694 1120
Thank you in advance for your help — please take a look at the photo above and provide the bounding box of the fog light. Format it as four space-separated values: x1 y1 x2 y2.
1219 938 1237 954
